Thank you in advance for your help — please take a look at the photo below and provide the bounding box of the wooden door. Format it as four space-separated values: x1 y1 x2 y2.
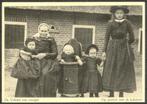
74 28 93 51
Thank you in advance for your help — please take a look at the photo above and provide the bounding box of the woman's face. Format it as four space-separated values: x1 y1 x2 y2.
114 9 125 20
63 45 74 55
89 48 97 57
27 41 36 50
39 26 49 38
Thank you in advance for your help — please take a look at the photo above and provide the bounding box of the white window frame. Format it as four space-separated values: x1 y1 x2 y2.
138 28 142 53
4 21 27 45
72 25 95 44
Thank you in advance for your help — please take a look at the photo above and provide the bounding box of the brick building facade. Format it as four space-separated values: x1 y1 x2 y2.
4 6 142 68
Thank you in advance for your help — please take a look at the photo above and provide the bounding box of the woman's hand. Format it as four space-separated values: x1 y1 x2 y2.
35 53 47 60
102 52 106 61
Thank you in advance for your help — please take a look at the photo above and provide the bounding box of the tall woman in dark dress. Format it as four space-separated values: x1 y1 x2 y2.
32 23 58 97
15 23 58 97
102 6 136 97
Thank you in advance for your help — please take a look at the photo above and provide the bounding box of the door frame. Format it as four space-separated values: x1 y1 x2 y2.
4 21 27 45
72 25 95 44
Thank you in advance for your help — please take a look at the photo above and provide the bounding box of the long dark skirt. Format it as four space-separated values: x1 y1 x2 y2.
15 78 40 97
78 66 85 93
14 58 41 97
15 58 59 97
102 39 136 92
38 58 59 97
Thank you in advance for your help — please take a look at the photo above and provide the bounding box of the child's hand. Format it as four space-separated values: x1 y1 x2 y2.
75 55 83 66
32 55 37 58
97 65 103 76
75 55 80 60
35 53 47 60
100 61 104 67
60 59 65 63
102 52 106 61
78 60 83 66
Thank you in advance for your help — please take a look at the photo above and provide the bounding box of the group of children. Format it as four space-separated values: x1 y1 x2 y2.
59 40 104 97
11 6 136 97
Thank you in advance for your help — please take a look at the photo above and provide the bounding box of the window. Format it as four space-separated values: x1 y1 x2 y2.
4 21 27 49
72 25 95 51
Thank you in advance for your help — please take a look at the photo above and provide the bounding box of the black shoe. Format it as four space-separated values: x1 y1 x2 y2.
80 93 84 97
61 94 67 97
75 95 79 97
95 93 99 97
89 93 94 97
119 92 124 97
109 91 114 97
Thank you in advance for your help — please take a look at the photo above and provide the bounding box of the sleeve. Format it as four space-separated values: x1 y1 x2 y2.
45 38 58 59
81 56 87 64
97 58 102 65
61 52 66 59
79 43 83 57
127 20 135 44
103 22 112 52
19 48 31 59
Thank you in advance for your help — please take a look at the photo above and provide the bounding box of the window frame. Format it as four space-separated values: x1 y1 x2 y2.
4 21 27 48
72 25 95 44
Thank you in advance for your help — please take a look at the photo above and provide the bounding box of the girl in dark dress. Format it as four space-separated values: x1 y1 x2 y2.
12 38 41 97
102 6 136 97
32 23 59 97
82 44 103 97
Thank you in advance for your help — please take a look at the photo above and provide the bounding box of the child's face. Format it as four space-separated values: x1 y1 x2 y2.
89 48 97 57
27 41 36 50
39 25 49 38
63 45 74 55
114 9 125 20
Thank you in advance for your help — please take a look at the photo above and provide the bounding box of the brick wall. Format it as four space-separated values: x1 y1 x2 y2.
5 8 142 69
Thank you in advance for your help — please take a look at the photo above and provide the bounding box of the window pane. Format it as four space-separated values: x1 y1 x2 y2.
75 28 93 51
5 24 25 49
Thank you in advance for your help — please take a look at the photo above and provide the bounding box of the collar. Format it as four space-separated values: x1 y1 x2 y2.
33 34 52 41
115 19 126 23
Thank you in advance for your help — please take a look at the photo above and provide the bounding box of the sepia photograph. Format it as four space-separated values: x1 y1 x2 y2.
1 1 145 103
